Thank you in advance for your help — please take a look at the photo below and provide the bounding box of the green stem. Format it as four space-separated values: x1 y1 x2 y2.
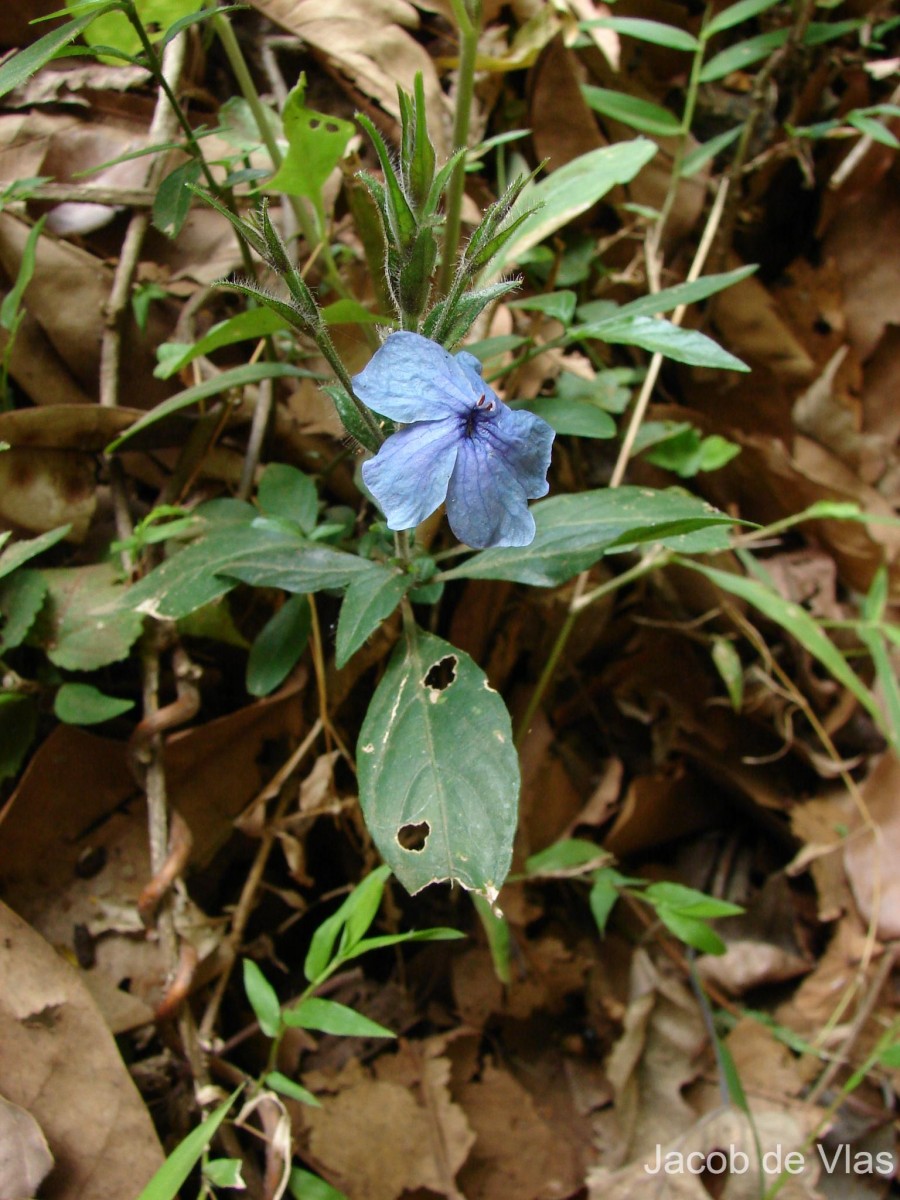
212 11 349 299
514 551 667 745
438 0 481 295
124 2 219 194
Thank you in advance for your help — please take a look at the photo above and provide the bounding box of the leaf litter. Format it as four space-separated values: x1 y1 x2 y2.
0 1 899 1198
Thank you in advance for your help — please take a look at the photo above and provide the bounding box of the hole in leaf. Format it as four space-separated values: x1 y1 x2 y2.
308 117 321 129
423 655 457 691
325 121 341 133
397 821 429 852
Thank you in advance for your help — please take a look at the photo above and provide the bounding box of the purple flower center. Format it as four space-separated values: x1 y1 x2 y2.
462 392 496 439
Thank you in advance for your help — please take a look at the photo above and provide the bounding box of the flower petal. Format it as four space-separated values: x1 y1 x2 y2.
353 331 475 422
445 436 534 548
443 405 554 548
361 418 459 531
484 404 555 499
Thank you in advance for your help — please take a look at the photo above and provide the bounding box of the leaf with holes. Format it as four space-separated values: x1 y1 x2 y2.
268 79 355 214
357 630 519 899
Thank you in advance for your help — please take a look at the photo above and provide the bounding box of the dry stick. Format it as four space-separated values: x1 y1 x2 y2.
515 180 731 743
198 718 324 1044
99 33 186 413
99 33 211 1086
30 182 155 207
609 173 730 489
806 943 900 1107
725 602 885 1011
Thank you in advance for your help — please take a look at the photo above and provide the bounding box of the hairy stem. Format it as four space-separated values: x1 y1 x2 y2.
438 0 481 295
212 12 349 299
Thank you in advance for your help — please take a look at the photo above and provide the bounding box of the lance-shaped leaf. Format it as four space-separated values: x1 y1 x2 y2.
441 487 738 587
358 630 519 899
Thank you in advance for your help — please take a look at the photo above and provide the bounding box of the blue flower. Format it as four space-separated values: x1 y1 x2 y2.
353 332 554 549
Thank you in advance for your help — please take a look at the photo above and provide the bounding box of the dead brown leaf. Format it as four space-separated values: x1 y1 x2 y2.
456 1062 584 1200
843 753 900 941
300 1051 474 1200
0 1093 54 1200
605 950 707 1162
0 901 164 1199
246 0 450 156
588 1104 823 1199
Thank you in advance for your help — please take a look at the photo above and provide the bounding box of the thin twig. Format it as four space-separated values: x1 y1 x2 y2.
806 944 900 1106
198 718 324 1043
610 174 730 489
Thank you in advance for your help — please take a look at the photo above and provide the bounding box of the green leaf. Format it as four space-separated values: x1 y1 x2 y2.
679 559 894 748
203 1159 246 1189
878 1043 900 1069
335 565 407 668
803 19 862 45
0 8 119 98
54 683 134 725
246 593 311 697
340 927 465 958
106 363 313 451
153 158 201 238
526 838 609 875
442 487 735 587
846 113 899 148
680 127 743 177
282 997 395 1038
486 139 657 276
636 423 741 475
858 627 900 752
589 869 623 935
644 881 743 918
242 959 282 1038
268 80 355 206
522 396 616 439
258 463 319 534
0 216 46 331
358 630 519 898
0 525 71 581
700 28 789 83
577 265 758 325
580 313 748 370
472 893 511 984
289 1166 349 1200
711 636 744 711
654 907 727 954
135 1091 239 1200
704 0 782 39
508 291 578 326
155 308 292 379
0 570 46 652
68 0 199 59
339 862 393 952
221 531 375 597
266 1072 321 1107
123 520 371 621
582 16 699 51
0 694 37 784
582 86 681 137
34 563 144 669
304 864 392 982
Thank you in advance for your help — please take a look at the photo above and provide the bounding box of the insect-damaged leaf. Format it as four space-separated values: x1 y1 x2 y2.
357 630 518 899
